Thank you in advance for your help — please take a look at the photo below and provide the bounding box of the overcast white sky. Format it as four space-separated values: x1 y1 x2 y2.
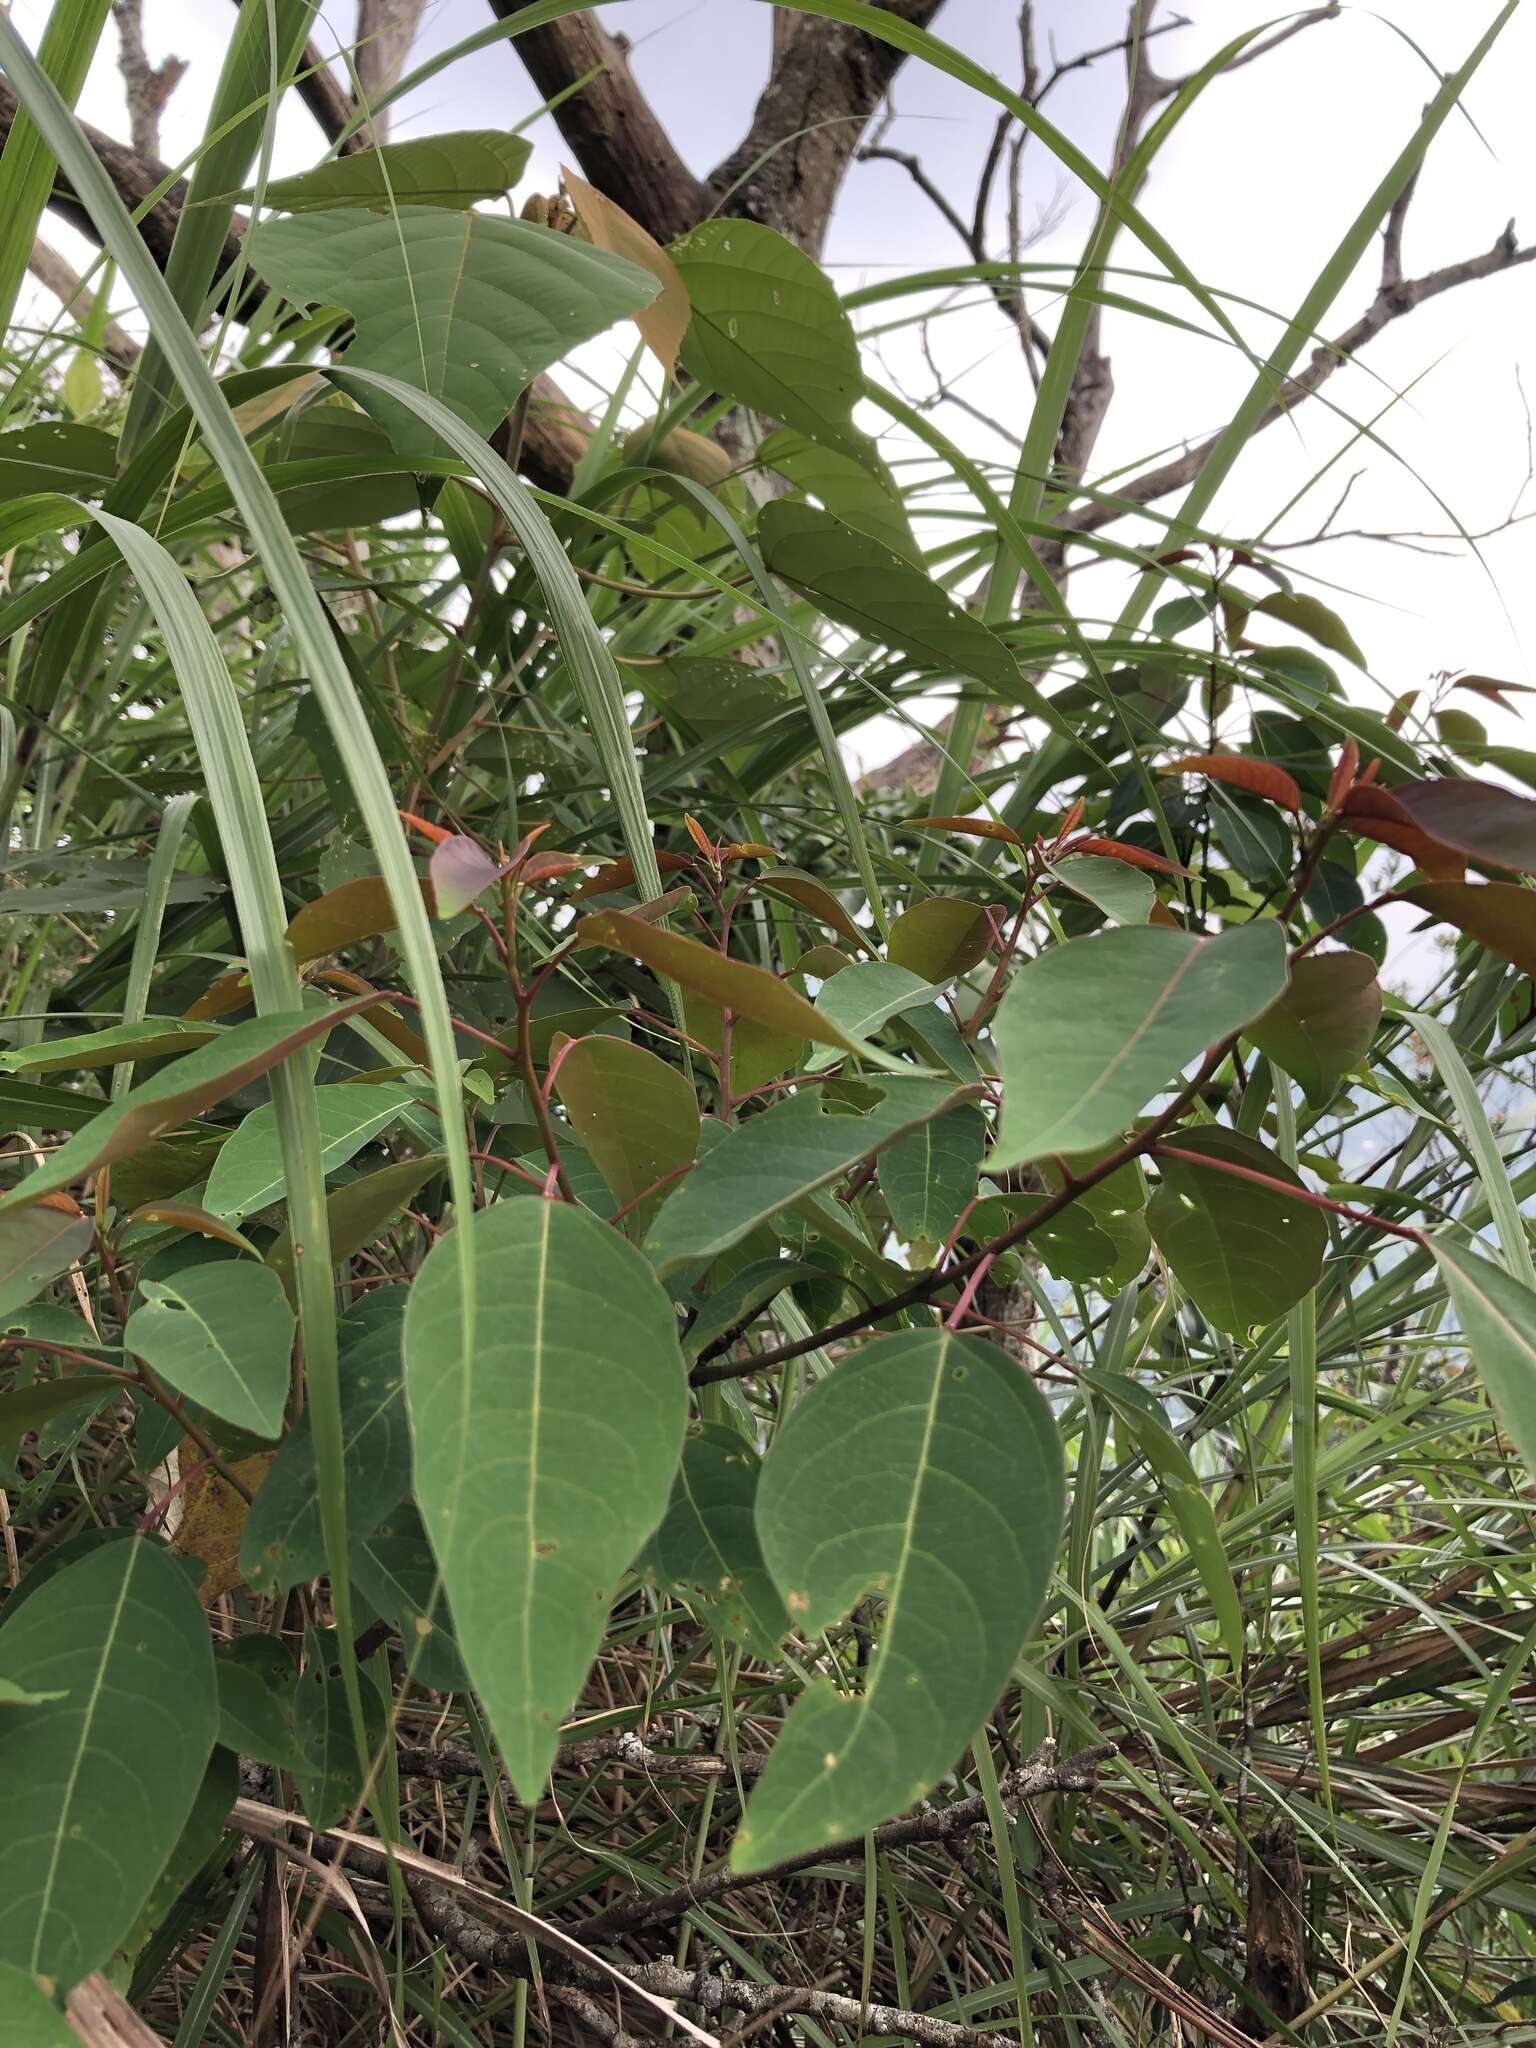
12 0 1536 777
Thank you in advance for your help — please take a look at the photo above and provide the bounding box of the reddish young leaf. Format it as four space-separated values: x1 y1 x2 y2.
1163 753 1302 814
398 809 453 846
568 852 693 901
1325 738 1359 815
1341 789 1466 882
911 814 1025 848
284 875 437 964
1066 836 1197 879
430 836 502 919
1451 674 1536 713
1400 881 1536 979
1388 779 1536 877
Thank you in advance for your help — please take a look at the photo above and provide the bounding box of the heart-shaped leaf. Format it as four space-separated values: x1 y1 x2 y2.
734 1331 1062 1869
1148 1127 1326 1331
247 208 659 459
1247 949 1381 1108
405 1199 687 1797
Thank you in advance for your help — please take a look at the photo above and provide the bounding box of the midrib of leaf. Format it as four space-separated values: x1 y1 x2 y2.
158 1289 264 1418
29 1545 137 1972
776 1340 948 1843
520 1204 551 1741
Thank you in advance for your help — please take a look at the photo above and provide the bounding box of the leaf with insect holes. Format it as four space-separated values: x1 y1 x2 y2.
125 1260 296 1441
1163 753 1302 813
0 1539 217 1988
1247 949 1381 1108
761 501 1018 691
0 1006 378 1215
1432 1237 1536 1475
405 1199 687 1798
246 207 659 461
1148 1127 1326 1332
733 1330 1062 1870
991 921 1287 1168
1401 882 1536 979
554 1035 700 1236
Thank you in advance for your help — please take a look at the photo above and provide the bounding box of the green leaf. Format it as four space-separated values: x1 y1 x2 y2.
124 1260 296 1439
760 500 1018 691
247 208 658 460
670 218 872 460
886 899 993 982
735 1330 1062 1869
240 1290 409 1595
1048 853 1154 925
807 959 947 1071
0 1374 120 1457
0 1006 369 1215
0 1203 93 1321
292 1630 386 1831
266 1153 445 1292
0 422 115 499
1432 1236 1536 1474
351 1506 465 1693
758 426 917 561
203 1081 417 1220
215 1635 303 1771
578 909 870 1056
1402 880 1536 978
880 1105 986 1243
0 1019 219 1074
645 1424 790 1658
990 921 1288 1167
404 1199 687 1797
1091 1371 1245 1670
0 1538 217 1987
1250 590 1366 668
1147 1127 1326 1332
260 129 531 211
1246 948 1380 1108
0 1960 75 2043
553 1036 700 1236
645 1077 972 1275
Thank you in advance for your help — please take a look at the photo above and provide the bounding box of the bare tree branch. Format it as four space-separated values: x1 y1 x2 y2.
706 0 949 255
110 0 186 160
353 0 430 141
25 238 140 370
1152 1 1340 101
489 3 710 242
1065 220 1536 539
